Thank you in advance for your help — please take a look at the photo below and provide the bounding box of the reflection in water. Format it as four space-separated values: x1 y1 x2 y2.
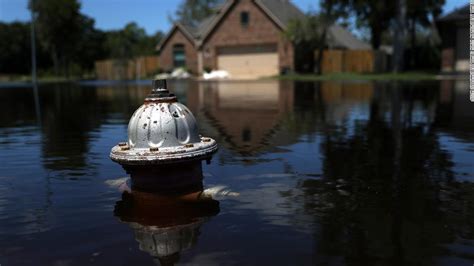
189 80 473 264
315 84 441 264
114 182 220 266
280 81 473 265
112 154 219 266
32 82 41 127
186 81 295 155
0 79 473 265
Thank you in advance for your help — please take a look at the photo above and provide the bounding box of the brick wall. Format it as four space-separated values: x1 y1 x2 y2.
200 0 294 73
159 28 198 73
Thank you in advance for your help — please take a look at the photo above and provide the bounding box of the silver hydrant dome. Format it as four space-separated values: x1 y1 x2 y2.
128 100 199 149
110 79 217 165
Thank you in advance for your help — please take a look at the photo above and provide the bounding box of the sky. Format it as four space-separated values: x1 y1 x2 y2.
0 0 467 35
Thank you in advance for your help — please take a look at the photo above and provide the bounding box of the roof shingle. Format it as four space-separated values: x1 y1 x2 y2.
158 0 369 51
437 4 469 22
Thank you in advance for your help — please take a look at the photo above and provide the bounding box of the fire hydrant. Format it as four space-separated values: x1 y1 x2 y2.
110 79 218 192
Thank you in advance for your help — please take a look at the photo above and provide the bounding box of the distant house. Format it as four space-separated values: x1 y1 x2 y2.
325 25 371 50
157 0 368 79
436 4 469 73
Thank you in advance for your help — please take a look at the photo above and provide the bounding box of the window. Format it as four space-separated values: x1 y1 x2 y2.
240 11 249 26
173 44 186 67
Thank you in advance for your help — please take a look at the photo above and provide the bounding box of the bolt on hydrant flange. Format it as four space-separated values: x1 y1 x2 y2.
110 79 218 166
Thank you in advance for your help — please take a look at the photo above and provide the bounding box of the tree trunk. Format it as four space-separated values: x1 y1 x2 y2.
370 25 382 50
409 18 416 69
393 0 407 72
65 58 70 79
315 27 328 75
51 45 60 76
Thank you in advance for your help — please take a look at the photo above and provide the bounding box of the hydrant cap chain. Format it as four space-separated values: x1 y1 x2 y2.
110 79 217 165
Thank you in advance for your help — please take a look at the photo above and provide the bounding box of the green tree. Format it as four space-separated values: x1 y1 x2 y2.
104 23 163 59
102 23 163 79
329 0 444 70
29 0 85 76
285 1 345 73
172 0 222 26
105 23 145 60
0 22 33 74
0 22 51 74
406 0 444 68
393 0 407 72
407 0 444 48
329 0 396 49
285 13 328 73
72 16 107 74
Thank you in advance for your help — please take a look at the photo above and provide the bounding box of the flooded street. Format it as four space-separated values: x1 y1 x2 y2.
0 79 473 265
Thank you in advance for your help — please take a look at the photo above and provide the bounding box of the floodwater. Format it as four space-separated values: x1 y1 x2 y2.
0 79 473 266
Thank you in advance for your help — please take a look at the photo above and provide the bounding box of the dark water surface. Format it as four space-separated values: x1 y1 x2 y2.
0 80 473 265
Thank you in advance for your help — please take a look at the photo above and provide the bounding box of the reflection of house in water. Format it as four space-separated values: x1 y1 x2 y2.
186 81 294 155
436 79 474 180
183 80 378 155
437 79 474 135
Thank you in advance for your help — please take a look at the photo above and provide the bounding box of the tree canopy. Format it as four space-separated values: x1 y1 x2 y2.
309 0 445 71
326 0 444 50
104 23 162 60
0 21 54 75
0 0 164 76
29 0 85 75
171 0 223 26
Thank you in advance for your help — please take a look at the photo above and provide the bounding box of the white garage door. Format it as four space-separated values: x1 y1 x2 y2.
217 44 279 79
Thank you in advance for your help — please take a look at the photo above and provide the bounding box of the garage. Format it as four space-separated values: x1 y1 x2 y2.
217 44 279 79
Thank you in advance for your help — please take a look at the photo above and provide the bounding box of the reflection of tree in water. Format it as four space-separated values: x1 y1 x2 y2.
291 83 473 265
40 83 102 171
0 87 40 127
38 83 147 173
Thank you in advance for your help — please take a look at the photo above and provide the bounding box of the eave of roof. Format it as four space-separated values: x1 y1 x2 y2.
437 4 469 22
197 0 304 47
195 0 236 47
157 0 307 50
327 25 371 50
253 0 286 29
255 0 305 29
155 23 197 52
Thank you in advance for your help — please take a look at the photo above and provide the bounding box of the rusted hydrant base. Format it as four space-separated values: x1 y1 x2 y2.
122 161 205 193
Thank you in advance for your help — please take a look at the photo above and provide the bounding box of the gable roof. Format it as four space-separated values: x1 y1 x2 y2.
156 0 367 51
255 0 305 28
156 23 197 52
196 0 305 45
437 4 469 22
157 0 305 51
327 25 371 50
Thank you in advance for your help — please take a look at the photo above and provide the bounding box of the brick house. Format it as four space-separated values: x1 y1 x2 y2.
436 4 469 73
157 0 304 79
